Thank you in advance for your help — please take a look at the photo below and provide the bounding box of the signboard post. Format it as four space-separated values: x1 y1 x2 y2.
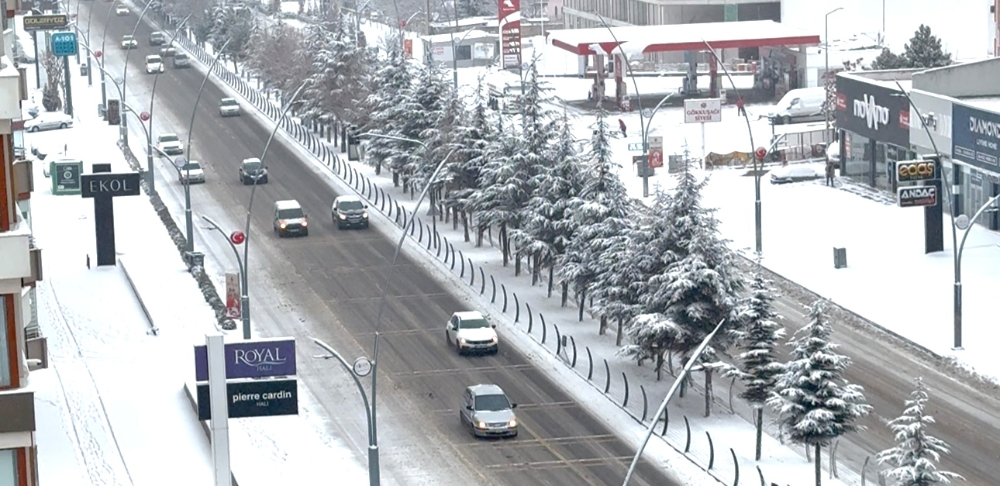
80 165 142 266
894 156 943 253
684 99 722 162
50 160 82 195
205 334 232 486
225 273 241 319
648 136 664 168
51 32 78 56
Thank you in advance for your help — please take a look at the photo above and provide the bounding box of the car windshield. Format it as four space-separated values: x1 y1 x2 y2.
123 35 133 40
147 56 162 63
159 135 179 143
474 394 510 412
460 317 490 329
278 208 304 219
221 99 237 106
181 162 201 171
243 161 261 171
337 200 364 211
175 53 188 60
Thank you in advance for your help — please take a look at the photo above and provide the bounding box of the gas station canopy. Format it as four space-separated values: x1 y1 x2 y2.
549 20 821 56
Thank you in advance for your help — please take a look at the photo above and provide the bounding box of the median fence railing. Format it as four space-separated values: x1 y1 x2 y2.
131 6 877 484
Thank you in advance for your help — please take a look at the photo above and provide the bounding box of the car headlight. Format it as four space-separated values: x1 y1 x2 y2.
339 213 347 220
362 211 369 218
508 419 517 428
491 336 498 344
279 222 287 229
301 220 308 227
459 338 467 344
476 421 487 429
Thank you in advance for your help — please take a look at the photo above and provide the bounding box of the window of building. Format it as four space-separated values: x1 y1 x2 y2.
0 297 9 388
457 45 472 61
0 449 16 486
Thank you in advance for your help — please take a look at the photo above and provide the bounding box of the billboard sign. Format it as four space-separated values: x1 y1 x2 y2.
194 338 296 382
684 99 722 123
499 0 522 70
897 185 938 208
23 14 68 31
51 32 78 57
952 102 1000 174
648 136 664 168
81 172 141 198
196 379 299 420
51 160 82 195
225 273 241 319
896 159 938 183
834 74 910 147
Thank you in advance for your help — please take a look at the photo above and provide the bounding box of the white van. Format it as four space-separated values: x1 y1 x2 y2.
770 87 826 125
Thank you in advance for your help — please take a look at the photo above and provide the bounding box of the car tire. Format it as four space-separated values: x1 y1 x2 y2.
456 340 463 356
302 230 309 237
60 123 67 129
261 176 268 184
782 116 792 125
363 222 370 229
29 126 39 132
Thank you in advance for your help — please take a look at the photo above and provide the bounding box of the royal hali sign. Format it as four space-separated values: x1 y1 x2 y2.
194 338 296 381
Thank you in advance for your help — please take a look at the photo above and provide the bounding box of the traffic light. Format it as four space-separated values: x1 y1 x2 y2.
107 99 121 126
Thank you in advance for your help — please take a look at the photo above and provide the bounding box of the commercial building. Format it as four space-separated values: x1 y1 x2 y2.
1 3 46 485
561 0 779 29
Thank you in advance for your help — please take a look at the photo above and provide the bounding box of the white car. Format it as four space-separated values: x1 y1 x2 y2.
219 98 241 117
115 4 129 15
156 133 184 156
120 35 138 49
769 165 822 184
24 112 73 132
145 55 165 74
176 159 205 184
445 311 499 355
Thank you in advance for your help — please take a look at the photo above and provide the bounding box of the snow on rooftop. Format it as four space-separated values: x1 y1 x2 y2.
424 29 496 44
549 20 821 55
958 96 1000 111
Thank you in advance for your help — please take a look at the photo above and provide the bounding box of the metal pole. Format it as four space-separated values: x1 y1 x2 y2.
98 0 120 111
703 40 760 253
954 194 1000 349
622 319 727 486
240 80 310 340
202 215 247 303
147 13 195 197
184 36 233 254
595 14 647 196
642 93 676 195
121 0 155 148
85 0 95 86
62 55 74 116
33 30 41 90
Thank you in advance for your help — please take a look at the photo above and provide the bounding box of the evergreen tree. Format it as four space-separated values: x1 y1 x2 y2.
248 22 309 92
419 86 468 212
876 378 964 486
455 0 495 18
769 300 873 486
729 260 786 460
558 104 632 323
469 117 526 267
398 63 449 188
904 25 952 68
871 47 908 70
305 18 371 125
41 53 63 112
362 43 413 176
510 110 584 289
619 313 683 381
446 79 494 242
591 221 645 346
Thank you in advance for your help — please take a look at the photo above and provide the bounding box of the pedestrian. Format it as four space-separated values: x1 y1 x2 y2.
825 160 835 187
619 118 627 137
736 96 747 117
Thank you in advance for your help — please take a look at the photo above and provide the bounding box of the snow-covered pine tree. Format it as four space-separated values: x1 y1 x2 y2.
399 63 449 191
248 22 309 93
903 25 952 69
510 109 584 288
641 167 743 412
876 377 964 486
591 219 644 345
619 313 683 381
871 47 908 70
418 84 468 215
304 18 372 128
729 259 786 460
447 78 494 242
768 300 873 486
558 103 632 323
41 53 63 112
362 44 413 177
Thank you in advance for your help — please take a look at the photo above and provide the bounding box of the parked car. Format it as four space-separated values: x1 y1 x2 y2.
445 311 498 355
769 165 822 184
767 87 826 125
120 35 138 49
114 4 128 15
144 54 164 74
172 52 191 68
156 133 184 155
239 157 268 184
149 31 166 46
24 112 73 132
460 384 518 438
273 200 308 237
218 98 241 117
160 46 177 57
175 158 205 184
331 195 369 229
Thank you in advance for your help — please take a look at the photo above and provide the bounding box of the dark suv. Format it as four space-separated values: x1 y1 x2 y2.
331 195 369 229
239 158 268 184
149 31 165 46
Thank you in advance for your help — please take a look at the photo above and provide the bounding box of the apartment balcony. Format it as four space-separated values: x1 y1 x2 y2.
0 210 41 286
0 53 20 120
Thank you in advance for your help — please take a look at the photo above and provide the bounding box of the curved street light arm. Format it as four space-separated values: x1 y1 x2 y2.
957 195 1000 263
703 40 761 252
593 14 645 135
311 338 374 442
239 79 311 340
623 319 727 486
119 0 155 148
201 215 246 283
98 0 122 108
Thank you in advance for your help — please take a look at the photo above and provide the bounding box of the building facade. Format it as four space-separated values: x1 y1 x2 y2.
1 1 45 484
561 0 779 29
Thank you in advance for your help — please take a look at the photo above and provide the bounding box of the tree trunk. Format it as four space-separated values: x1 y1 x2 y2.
578 287 586 322
531 255 540 285
515 251 521 276
561 281 568 307
392 171 399 187
500 224 509 266
815 444 822 486
754 407 763 461
704 369 713 417
655 351 664 381
615 317 624 346
679 375 686 398
599 315 607 335
547 266 554 298
462 210 470 242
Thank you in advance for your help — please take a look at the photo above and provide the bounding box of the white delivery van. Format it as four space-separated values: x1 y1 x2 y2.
771 87 827 125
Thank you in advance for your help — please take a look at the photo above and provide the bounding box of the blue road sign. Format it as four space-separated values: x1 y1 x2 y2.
51 32 78 57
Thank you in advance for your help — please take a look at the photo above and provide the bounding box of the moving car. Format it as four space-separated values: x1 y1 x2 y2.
460 384 518 438
114 4 128 15
160 46 177 57
218 98 241 117
149 31 165 46
332 195 369 229
120 35 138 49
23 112 73 132
156 133 184 156
175 158 206 184
768 87 826 125
172 52 191 68
445 311 498 355
239 157 268 184
273 200 308 237
769 165 822 184
144 55 164 74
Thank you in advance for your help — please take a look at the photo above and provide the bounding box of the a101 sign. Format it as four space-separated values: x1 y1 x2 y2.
51 32 78 57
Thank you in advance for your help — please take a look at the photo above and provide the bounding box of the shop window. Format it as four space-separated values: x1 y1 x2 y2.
456 45 472 61
0 449 16 486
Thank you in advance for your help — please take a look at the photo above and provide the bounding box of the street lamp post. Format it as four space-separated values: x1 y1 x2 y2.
594 14 649 197
702 40 762 253
824 8 844 135
120 0 156 148
952 196 1000 349
311 145 456 486
83 0 98 86
202 215 247 326
146 13 194 197
98 0 122 111
180 36 234 254
450 28 477 91
355 0 373 44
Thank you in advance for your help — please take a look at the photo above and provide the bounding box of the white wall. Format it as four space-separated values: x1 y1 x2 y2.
909 89 954 157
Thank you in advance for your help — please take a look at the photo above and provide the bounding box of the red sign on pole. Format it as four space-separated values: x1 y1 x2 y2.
499 0 522 71
225 273 241 319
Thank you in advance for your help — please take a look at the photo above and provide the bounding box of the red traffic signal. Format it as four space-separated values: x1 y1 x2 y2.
139 111 150 121
94 50 103 58
230 231 246 245
755 147 767 161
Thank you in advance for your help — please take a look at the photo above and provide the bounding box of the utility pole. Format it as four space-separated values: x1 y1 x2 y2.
63 54 73 116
